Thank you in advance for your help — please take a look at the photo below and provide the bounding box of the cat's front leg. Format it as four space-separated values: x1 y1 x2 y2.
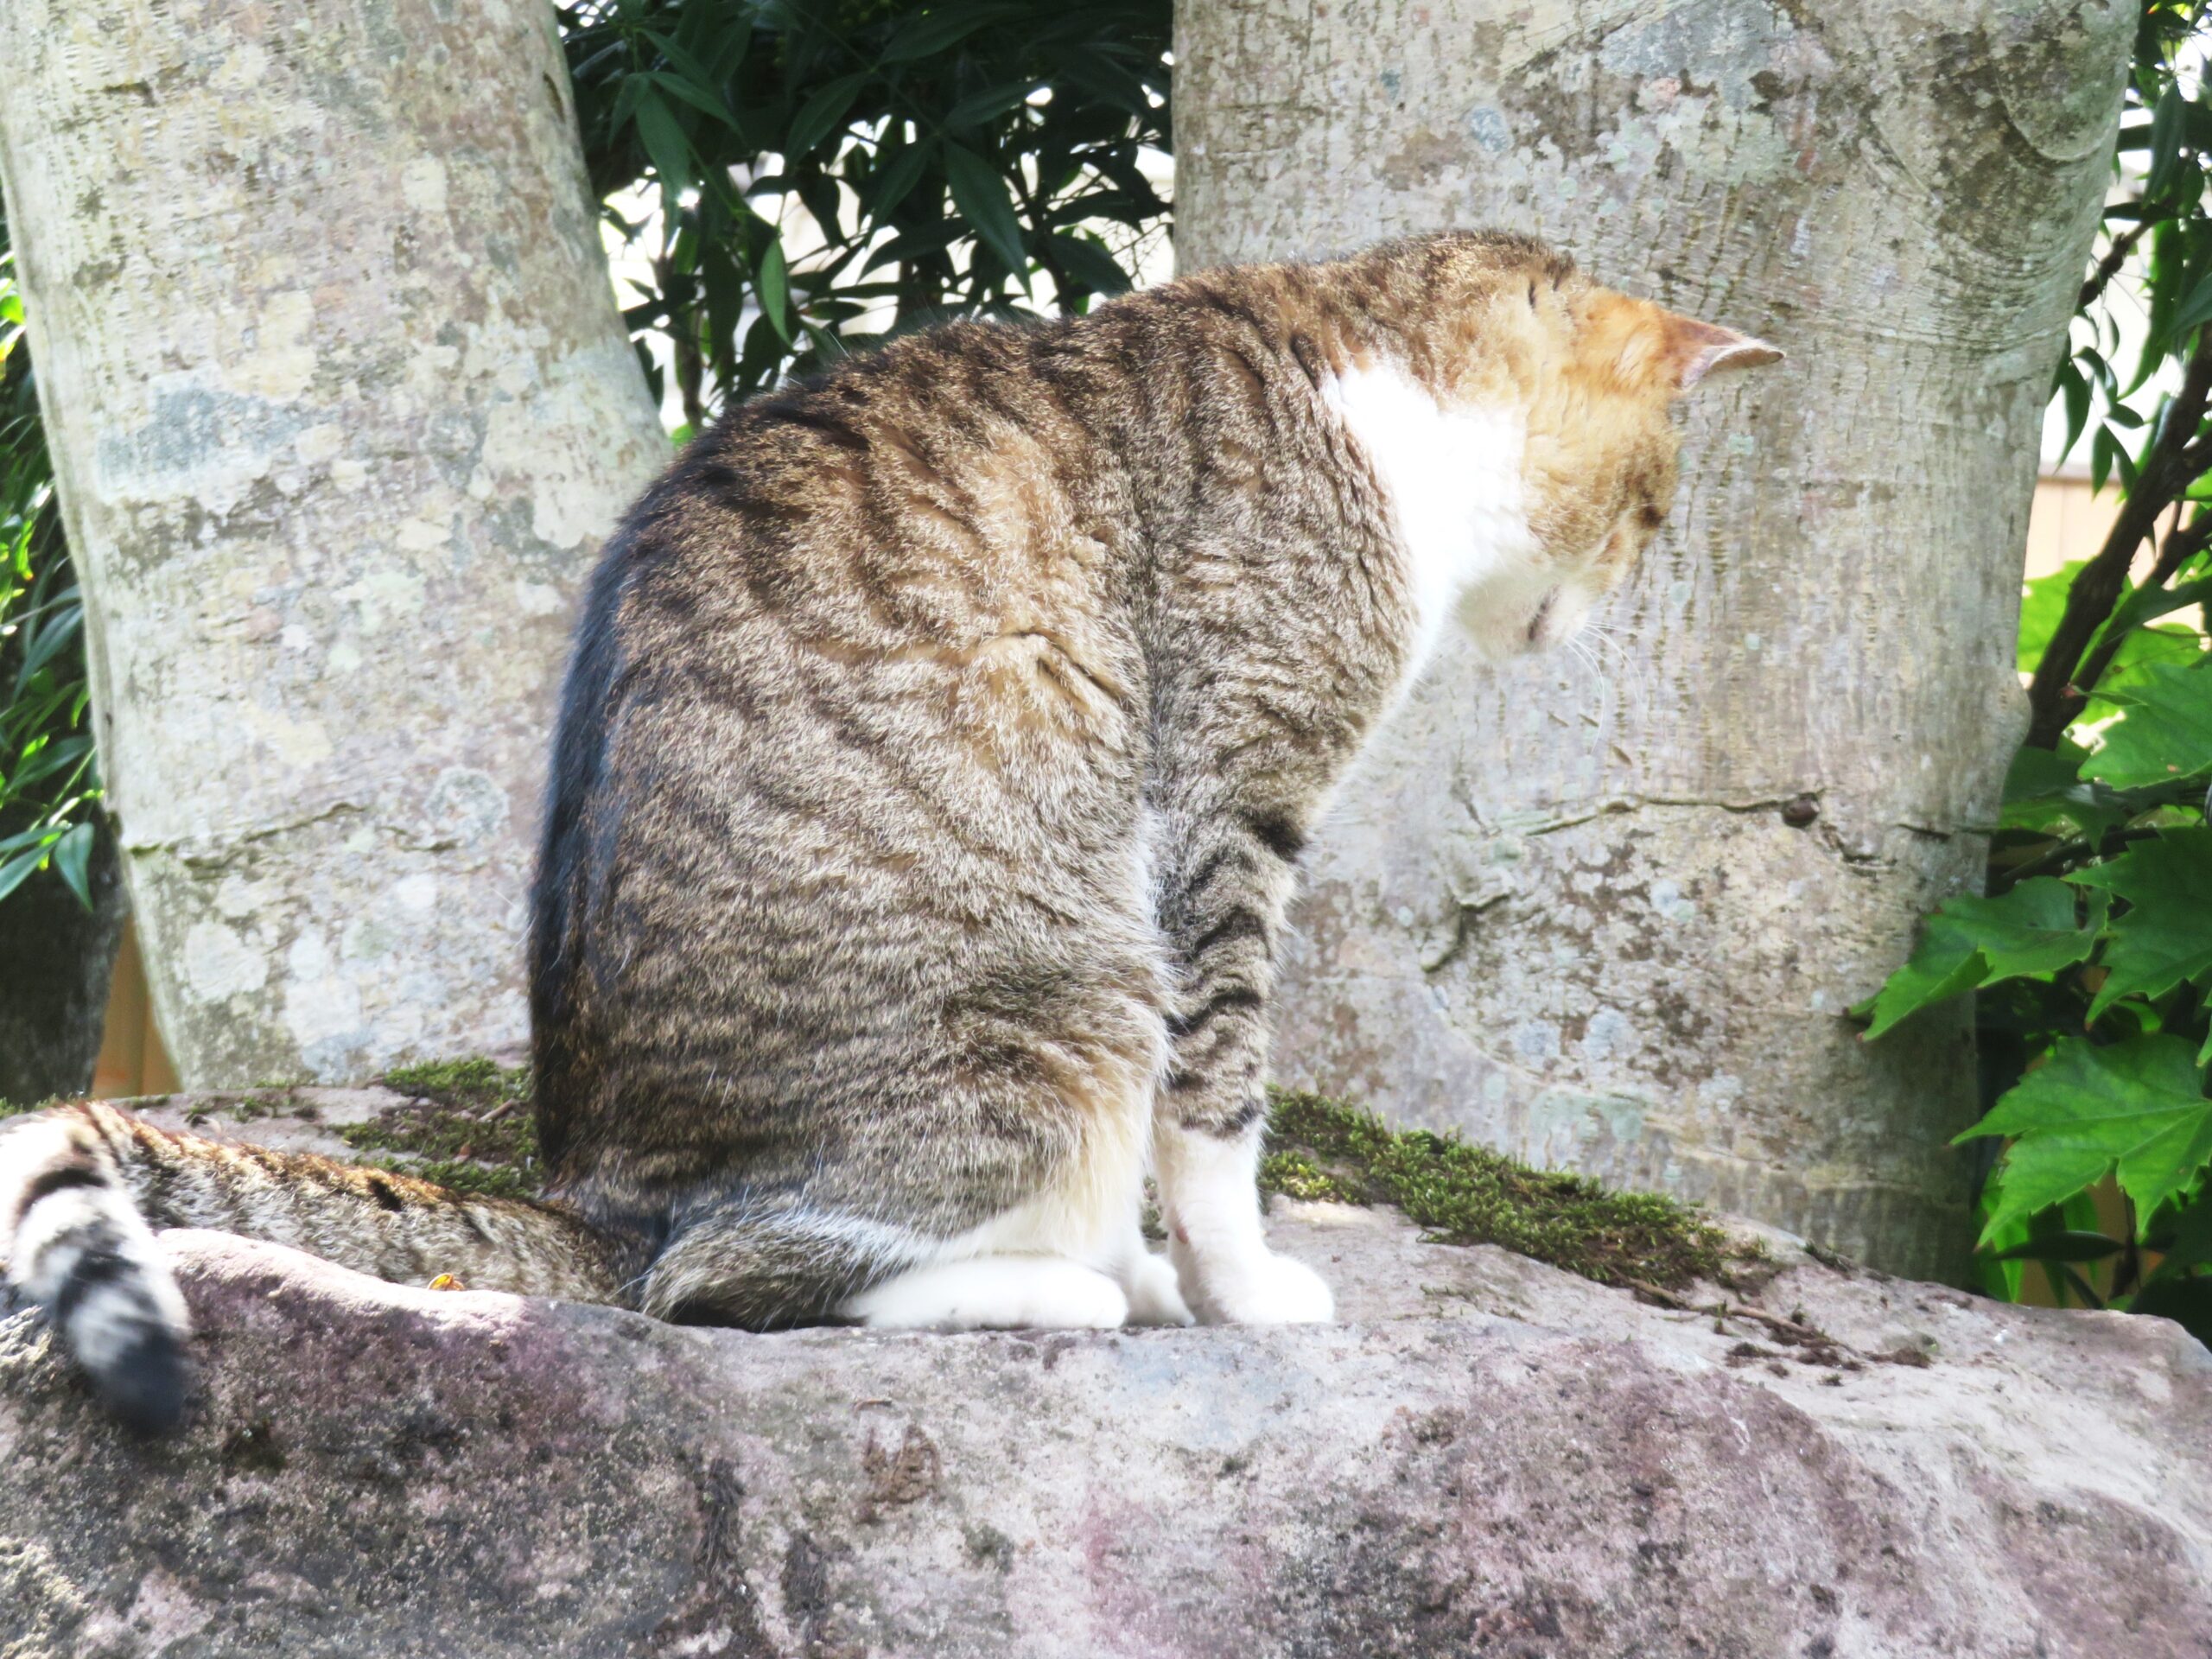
1150 809 1334 1325
1155 1120 1333 1324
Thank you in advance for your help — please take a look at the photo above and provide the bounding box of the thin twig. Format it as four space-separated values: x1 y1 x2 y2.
1619 1279 1825 1343
2078 220 2150 312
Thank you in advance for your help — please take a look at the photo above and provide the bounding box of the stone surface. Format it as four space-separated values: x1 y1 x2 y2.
1175 0 2135 1282
3 1198 2207 1656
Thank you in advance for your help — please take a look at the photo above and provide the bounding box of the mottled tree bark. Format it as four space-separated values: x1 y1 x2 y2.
0 0 665 1086
1176 0 2133 1279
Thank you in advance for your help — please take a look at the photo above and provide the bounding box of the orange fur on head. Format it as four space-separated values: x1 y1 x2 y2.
1580 291 1784 398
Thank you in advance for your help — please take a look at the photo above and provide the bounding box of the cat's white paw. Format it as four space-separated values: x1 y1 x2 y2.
842 1255 1130 1331
1120 1249 1196 1326
1185 1247 1335 1325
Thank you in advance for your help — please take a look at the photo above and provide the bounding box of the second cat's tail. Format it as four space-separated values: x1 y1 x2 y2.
0 1101 632 1433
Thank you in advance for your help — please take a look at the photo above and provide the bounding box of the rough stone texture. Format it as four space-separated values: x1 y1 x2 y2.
1173 0 2135 1281
3 1198 2205 1655
0 0 667 1087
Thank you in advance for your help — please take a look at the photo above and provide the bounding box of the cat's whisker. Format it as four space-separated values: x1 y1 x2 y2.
1560 633 1618 726
1581 622 1654 721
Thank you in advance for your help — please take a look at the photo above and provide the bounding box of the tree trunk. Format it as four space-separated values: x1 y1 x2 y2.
0 816 128 1106
0 0 665 1086
1175 0 2132 1280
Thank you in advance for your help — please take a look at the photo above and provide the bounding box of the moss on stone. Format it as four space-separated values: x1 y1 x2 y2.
342 1058 543 1200
378 1058 533 1116
1259 1088 1751 1292
187 1088 310 1127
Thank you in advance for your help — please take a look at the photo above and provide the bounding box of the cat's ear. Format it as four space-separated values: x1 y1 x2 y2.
1579 293 1783 398
1652 315 1783 396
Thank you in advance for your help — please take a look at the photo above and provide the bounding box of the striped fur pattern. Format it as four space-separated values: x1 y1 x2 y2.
0 1103 629 1430
1 232 1777 1426
531 231 1776 1332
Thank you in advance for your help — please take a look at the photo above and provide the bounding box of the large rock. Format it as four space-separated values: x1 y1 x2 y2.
2 1189 2207 1656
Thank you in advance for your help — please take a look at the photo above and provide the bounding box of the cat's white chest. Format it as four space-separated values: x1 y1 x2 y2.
1322 359 1534 674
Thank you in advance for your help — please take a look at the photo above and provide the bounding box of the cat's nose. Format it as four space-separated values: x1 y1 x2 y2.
1523 588 1560 649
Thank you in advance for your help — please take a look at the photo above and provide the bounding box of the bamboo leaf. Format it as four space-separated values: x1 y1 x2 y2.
785 73 867 161
50 819 93 909
756 238 792 344
943 142 1029 286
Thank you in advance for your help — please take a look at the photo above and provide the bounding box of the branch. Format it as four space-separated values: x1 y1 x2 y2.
2068 509 2212 701
2024 334 2212 748
2077 220 2149 313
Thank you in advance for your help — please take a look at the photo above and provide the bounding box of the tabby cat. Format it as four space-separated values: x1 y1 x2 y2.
1 231 1777 1429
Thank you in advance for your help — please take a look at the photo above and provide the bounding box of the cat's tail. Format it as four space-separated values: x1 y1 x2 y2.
0 1101 633 1433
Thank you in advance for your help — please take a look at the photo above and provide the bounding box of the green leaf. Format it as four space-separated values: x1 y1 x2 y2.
1961 1034 2212 1242
2058 359 2092 460
2113 429 2141 493
943 142 1029 286
631 89 695 197
2094 624 2207 704
2018 560 2087 676
2093 423 2119 494
0 841 50 906
2070 828 2212 1018
785 73 866 160
640 29 719 92
755 239 792 344
1986 1229 2124 1263
1997 739 2128 838
1858 877 2101 1039
2082 660 2212 787
2099 572 2212 646
2150 80 2185 199
1972 1174 2029 1301
2171 269 2212 340
880 3 1013 62
2150 1192 2212 1270
49 819 93 909
1048 232 1133 296
864 138 934 216
10 733 89 793
14 598 82 685
942 79 1040 132
641 71 739 131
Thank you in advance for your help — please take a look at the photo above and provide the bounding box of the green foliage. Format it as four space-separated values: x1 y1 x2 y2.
2080 660 2212 785
561 0 1170 427
1864 0 2212 1338
0 207 100 911
1856 879 2102 1041
0 3 1173 910
1960 1036 2212 1236
1261 1089 1751 1291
